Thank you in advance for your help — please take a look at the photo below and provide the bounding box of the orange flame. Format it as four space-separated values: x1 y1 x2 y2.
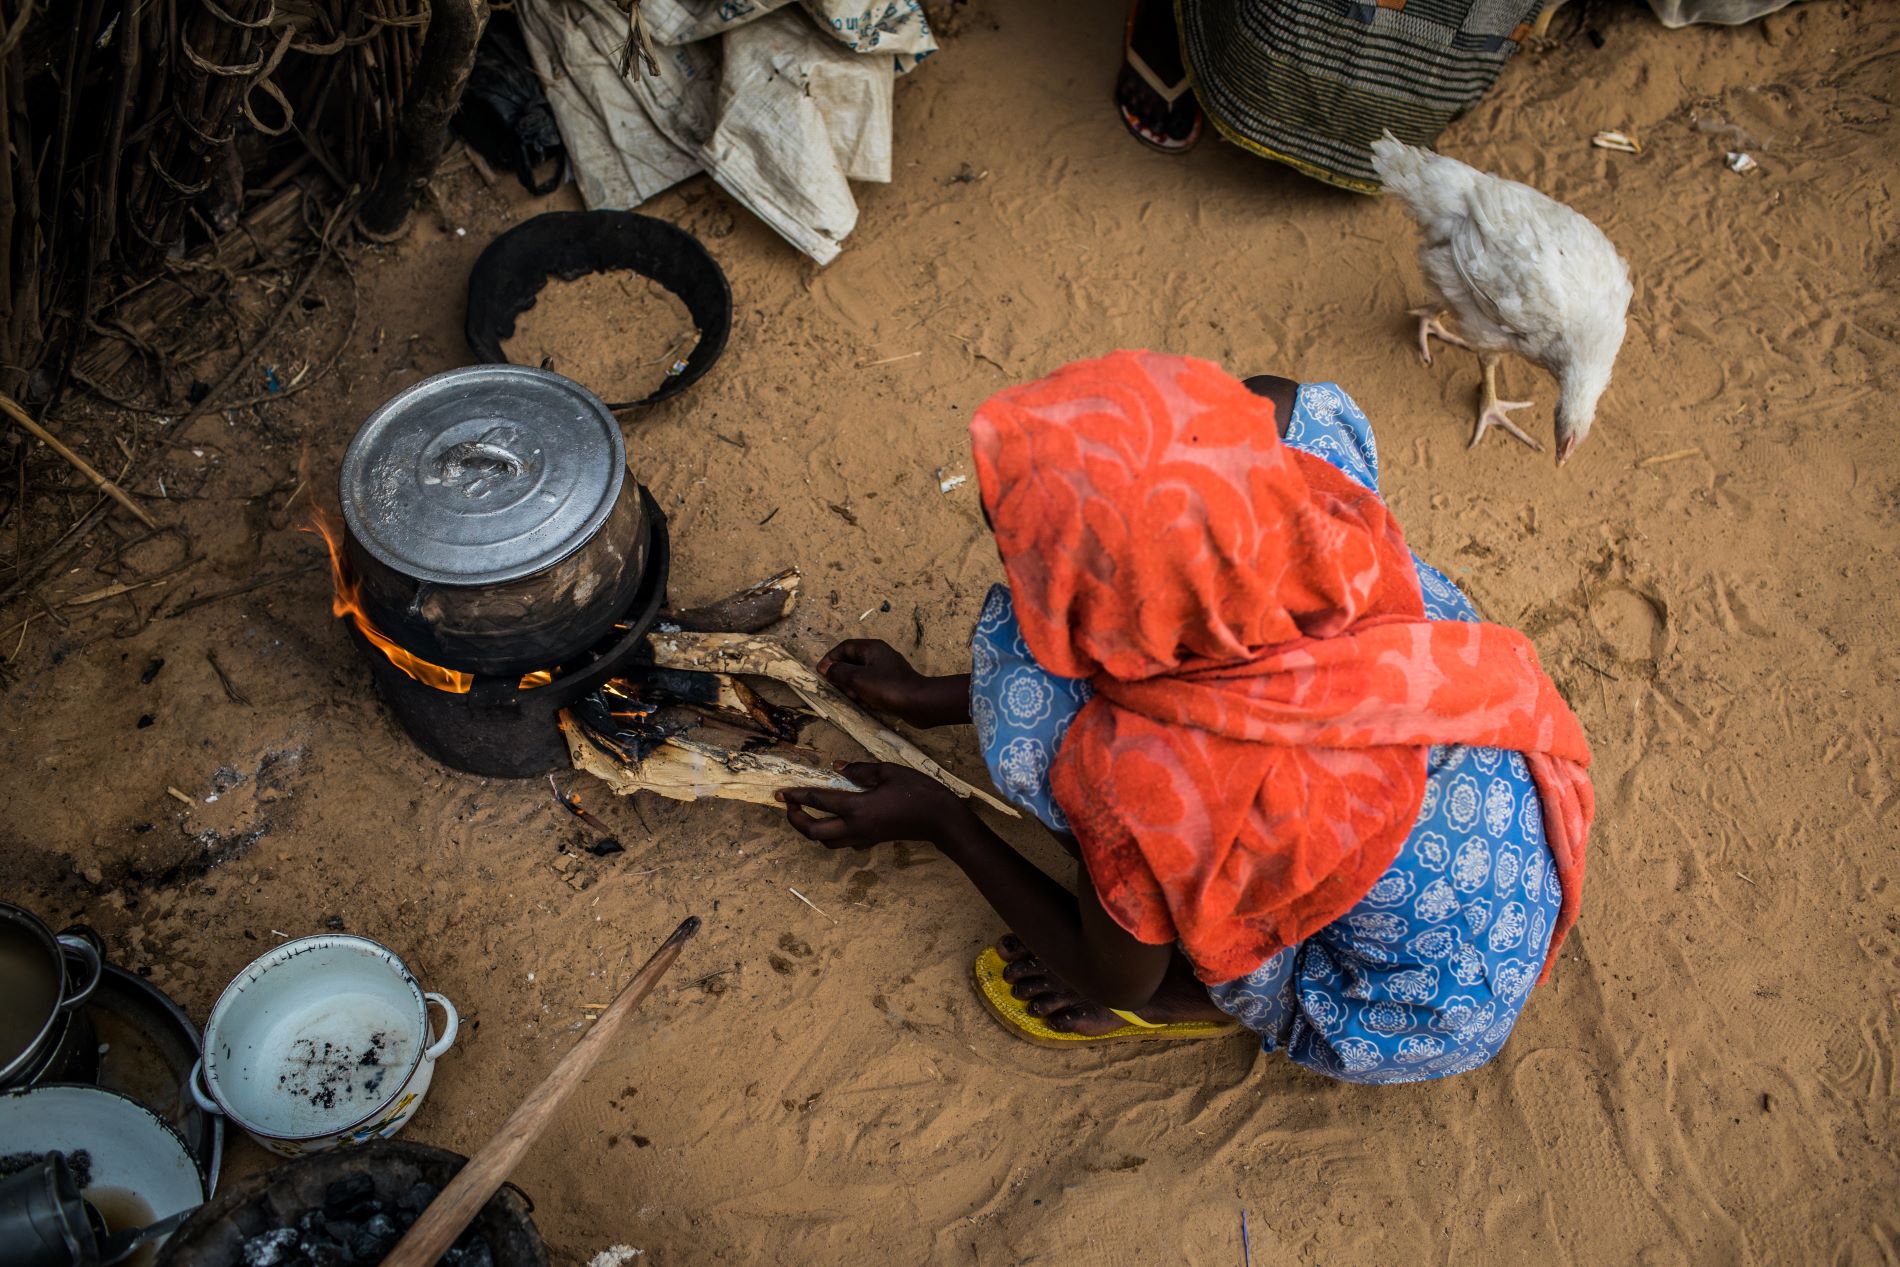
519 669 554 690
598 680 653 717
305 504 474 694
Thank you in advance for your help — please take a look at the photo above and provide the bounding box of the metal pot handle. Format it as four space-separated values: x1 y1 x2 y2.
423 992 459 1061
54 926 104 1010
187 1058 224 1116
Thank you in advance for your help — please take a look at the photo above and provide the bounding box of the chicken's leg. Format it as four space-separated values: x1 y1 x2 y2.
1410 307 1468 366
1471 355 1543 452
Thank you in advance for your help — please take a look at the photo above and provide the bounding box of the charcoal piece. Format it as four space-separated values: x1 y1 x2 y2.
241 1228 301 1267
240 1187 497 1267
140 658 165 684
569 680 682 765
630 665 722 706
584 836 624 857
320 1218 360 1246
443 1236 495 1267
322 1172 378 1219
396 1180 439 1218
350 1213 401 1260
303 1241 349 1267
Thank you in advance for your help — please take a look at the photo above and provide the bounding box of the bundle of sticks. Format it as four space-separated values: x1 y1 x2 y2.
2 0 481 409
564 568 1016 818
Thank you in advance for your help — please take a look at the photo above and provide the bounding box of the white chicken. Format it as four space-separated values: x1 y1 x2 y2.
1370 132 1632 465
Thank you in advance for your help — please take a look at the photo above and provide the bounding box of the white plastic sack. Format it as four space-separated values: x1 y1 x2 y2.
514 0 927 264
1644 0 1806 26
639 0 936 64
799 0 936 68
638 0 800 49
514 0 704 209
701 10 893 260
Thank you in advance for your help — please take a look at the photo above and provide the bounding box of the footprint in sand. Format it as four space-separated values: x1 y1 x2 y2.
1507 1047 1686 1259
1588 583 1670 666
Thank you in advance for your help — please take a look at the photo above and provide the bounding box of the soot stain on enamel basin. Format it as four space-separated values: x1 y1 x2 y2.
275 1031 402 1114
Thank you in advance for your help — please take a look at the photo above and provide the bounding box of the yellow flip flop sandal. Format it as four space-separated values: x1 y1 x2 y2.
972 946 1239 1047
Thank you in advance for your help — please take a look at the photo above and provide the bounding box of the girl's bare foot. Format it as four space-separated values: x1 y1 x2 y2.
996 934 1230 1035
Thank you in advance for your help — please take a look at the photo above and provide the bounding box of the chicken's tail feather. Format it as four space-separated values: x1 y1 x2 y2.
1369 131 1474 223
1369 131 1432 198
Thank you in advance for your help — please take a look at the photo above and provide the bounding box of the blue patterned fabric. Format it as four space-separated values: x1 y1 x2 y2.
970 382 1561 1083
970 587 1096 833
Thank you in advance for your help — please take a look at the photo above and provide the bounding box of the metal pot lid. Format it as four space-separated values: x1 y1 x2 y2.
340 365 626 586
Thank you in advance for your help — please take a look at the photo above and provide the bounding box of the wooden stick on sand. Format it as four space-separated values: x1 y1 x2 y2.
0 392 158 529
379 916 701 1267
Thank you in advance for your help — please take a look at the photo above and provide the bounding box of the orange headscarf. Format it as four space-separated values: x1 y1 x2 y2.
971 351 1592 985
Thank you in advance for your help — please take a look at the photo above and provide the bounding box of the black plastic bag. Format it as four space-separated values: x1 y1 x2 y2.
453 13 566 195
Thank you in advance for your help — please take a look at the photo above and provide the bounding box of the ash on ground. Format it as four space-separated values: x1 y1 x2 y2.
237 1174 494 1267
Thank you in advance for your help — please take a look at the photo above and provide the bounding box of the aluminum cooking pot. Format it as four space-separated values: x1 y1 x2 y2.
338 366 649 676
0 904 103 1091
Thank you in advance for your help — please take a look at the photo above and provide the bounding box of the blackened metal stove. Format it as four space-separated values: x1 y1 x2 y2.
334 366 670 778
351 490 668 777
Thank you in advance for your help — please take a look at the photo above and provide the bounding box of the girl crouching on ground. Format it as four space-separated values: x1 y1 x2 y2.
780 351 1592 1083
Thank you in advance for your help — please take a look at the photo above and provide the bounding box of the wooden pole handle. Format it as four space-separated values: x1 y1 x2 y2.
379 916 701 1267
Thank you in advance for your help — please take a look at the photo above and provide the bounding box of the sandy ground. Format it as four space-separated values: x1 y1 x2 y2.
3 0 1898 1261
503 272 702 404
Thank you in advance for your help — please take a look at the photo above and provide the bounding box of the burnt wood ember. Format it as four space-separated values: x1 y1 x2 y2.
661 567 801 634
566 678 686 767
546 775 625 855
616 664 810 742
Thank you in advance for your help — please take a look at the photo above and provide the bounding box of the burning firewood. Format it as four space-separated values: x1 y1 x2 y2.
662 568 801 634
566 725 860 807
625 664 808 742
644 631 1020 818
